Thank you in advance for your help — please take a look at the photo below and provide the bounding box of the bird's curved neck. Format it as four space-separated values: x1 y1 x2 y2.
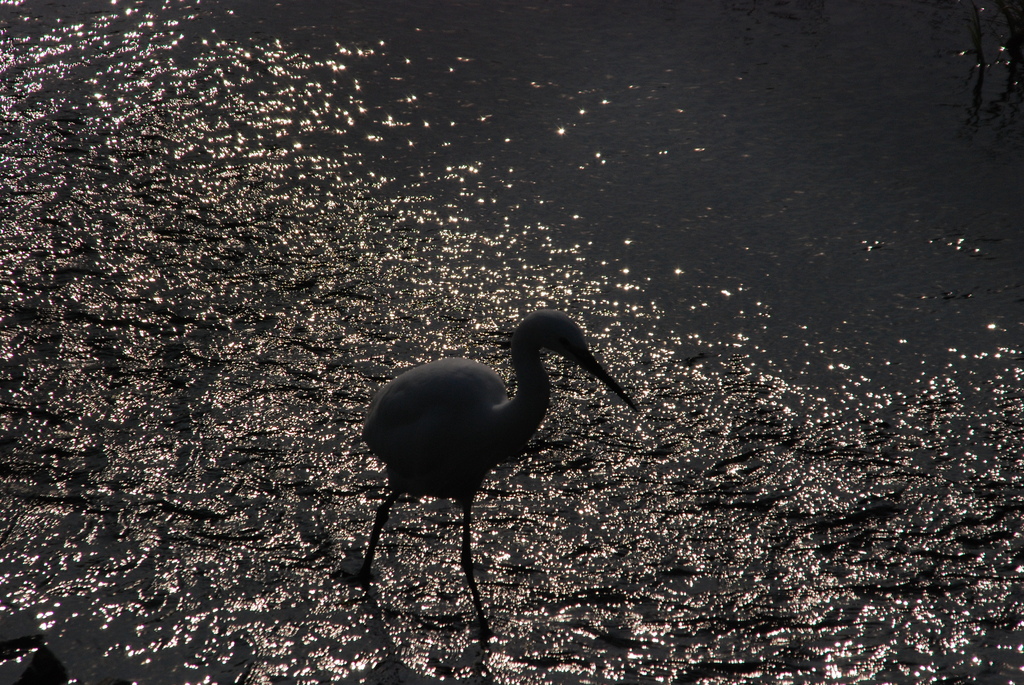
496 342 550 456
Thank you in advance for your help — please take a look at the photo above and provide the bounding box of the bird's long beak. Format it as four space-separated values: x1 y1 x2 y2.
567 344 639 412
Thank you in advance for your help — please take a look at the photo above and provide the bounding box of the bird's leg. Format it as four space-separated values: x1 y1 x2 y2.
354 490 398 584
460 499 492 647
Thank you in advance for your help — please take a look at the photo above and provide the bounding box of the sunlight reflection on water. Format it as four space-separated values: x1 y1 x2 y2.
1 0 1023 683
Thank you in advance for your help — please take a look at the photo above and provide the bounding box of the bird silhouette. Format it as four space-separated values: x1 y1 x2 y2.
353 309 637 644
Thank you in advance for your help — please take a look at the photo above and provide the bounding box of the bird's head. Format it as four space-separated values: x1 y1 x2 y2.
515 309 639 411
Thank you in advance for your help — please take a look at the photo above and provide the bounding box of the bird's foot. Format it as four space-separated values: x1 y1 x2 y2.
331 566 372 586
477 618 492 649
474 628 492 655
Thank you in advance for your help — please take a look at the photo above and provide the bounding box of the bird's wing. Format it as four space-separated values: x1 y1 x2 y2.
363 358 508 468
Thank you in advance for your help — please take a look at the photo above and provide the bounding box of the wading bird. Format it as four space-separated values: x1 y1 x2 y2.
354 309 637 644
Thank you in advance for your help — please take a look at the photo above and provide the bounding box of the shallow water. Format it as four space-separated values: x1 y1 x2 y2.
1 1 1023 683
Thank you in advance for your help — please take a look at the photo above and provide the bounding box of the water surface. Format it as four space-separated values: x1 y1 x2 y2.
1 1 1022 683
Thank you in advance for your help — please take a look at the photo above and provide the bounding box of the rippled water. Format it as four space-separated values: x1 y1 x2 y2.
2 1 1023 683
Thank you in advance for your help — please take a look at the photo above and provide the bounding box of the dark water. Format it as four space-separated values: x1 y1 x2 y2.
1 0 1023 683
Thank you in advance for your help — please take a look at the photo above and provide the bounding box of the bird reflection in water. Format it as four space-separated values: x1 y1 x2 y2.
350 310 638 646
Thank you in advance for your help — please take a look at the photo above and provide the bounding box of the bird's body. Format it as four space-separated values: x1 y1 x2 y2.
363 357 536 499
354 309 636 645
